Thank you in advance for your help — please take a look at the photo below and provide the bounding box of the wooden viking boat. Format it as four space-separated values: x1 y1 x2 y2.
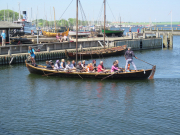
25 61 156 80
42 28 69 37
65 45 127 59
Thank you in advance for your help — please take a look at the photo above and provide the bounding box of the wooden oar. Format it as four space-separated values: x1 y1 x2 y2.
101 71 119 81
42 71 58 77
136 58 154 66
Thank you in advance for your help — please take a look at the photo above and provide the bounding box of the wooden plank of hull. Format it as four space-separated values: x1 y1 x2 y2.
26 63 153 80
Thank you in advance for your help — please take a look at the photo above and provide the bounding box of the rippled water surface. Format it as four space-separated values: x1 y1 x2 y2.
0 26 180 134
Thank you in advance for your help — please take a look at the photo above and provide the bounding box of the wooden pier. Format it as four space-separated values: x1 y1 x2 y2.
0 36 162 65
142 27 180 48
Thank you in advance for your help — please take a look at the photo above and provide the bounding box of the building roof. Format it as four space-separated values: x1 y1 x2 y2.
0 21 22 29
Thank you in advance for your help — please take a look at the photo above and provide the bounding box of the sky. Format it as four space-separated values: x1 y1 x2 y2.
0 0 180 22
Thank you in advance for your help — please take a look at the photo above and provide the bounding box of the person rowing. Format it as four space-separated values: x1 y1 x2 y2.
115 60 123 70
111 61 121 73
124 47 137 72
76 61 86 72
65 61 72 71
60 59 66 70
70 60 76 69
92 60 97 71
97 61 108 73
54 60 60 70
46 61 54 69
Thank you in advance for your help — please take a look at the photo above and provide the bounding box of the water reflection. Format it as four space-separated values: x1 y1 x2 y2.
96 82 103 98
124 85 134 114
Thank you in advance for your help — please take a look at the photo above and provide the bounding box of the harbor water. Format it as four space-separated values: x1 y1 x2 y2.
0 28 180 134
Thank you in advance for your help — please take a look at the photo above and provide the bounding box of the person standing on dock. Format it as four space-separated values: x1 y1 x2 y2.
137 28 140 33
1 30 6 46
28 46 36 66
124 47 137 72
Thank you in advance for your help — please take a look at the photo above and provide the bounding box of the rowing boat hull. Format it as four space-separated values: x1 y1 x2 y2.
26 62 155 80
66 45 127 59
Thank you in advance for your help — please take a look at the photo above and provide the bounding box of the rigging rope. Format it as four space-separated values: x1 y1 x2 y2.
107 0 117 22
96 2 104 23
59 0 74 20
79 0 88 26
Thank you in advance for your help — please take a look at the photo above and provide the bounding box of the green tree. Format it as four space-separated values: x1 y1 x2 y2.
0 9 22 21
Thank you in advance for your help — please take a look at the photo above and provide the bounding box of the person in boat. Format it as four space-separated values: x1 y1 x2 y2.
49 60 54 66
115 60 123 70
129 27 131 32
60 59 66 70
97 61 108 73
28 46 36 66
70 60 76 69
54 60 60 70
86 63 94 72
65 61 72 71
111 61 120 73
76 61 86 72
46 61 53 69
81 60 86 69
124 47 137 72
92 60 97 71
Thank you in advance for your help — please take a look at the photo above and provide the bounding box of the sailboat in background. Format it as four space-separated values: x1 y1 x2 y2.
101 1 124 37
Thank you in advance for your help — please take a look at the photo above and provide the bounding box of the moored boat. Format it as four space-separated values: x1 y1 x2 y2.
65 45 127 59
69 31 91 36
25 61 156 80
102 29 124 37
42 28 69 37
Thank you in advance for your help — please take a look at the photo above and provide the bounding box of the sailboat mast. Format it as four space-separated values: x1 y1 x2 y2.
53 7 56 33
104 0 106 48
120 16 121 30
76 0 78 65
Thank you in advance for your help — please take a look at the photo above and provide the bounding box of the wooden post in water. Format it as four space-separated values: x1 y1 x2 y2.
103 0 106 49
76 0 78 66
169 33 173 48
163 33 168 48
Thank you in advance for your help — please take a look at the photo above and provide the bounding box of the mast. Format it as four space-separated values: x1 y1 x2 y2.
18 3 21 20
103 0 106 49
4 10 5 21
31 7 32 22
171 11 172 28
120 16 121 30
76 0 78 66
53 7 56 33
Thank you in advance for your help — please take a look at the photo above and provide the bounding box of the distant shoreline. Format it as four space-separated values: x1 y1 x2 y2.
111 22 180 25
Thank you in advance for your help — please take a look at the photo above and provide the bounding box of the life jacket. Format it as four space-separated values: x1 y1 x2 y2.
127 64 130 70
87 65 93 71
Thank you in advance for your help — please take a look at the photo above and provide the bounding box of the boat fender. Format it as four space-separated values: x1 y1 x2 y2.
143 69 146 74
